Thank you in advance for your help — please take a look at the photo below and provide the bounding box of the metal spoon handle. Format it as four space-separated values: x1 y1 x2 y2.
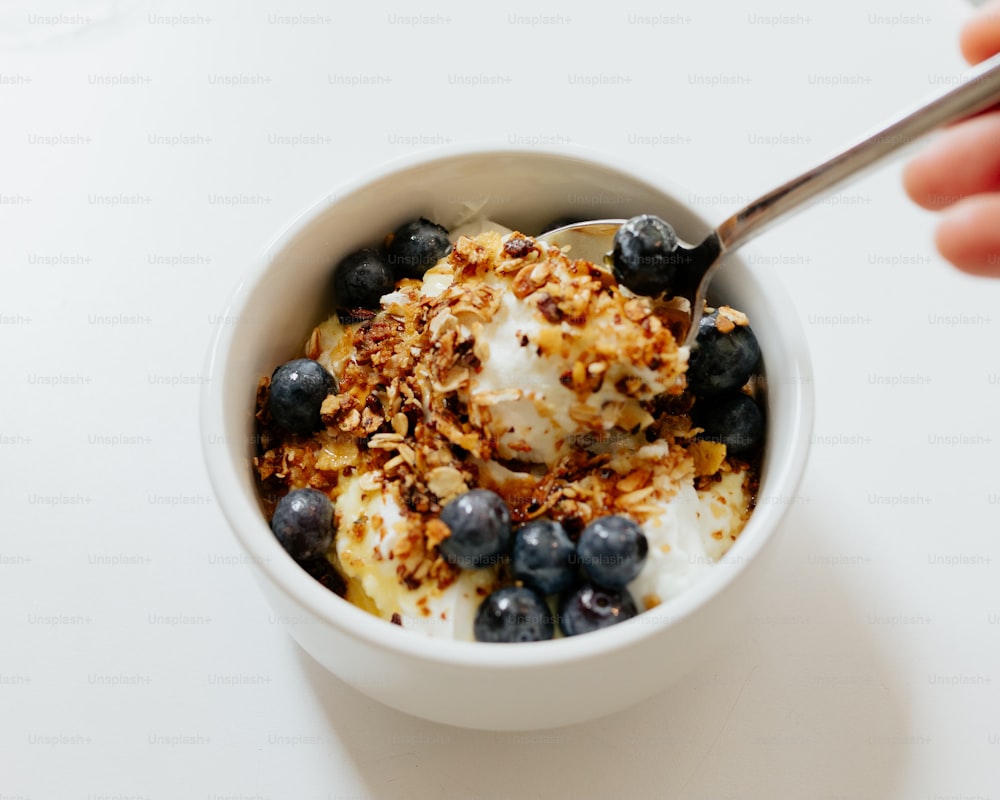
715 50 1000 254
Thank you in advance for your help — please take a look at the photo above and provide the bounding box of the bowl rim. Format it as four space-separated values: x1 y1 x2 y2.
200 141 814 669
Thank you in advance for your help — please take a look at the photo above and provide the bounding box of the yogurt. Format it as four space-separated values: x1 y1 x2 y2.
255 226 757 640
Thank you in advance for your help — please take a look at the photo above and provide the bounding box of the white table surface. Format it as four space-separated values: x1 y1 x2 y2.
3 0 999 797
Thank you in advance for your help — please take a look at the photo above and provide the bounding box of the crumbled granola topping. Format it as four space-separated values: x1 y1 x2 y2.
254 231 755 603
713 304 751 334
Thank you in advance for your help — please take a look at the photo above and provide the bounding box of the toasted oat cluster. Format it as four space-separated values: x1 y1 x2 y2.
254 228 759 632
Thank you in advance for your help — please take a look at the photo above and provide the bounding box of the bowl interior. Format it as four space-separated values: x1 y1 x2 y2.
202 146 813 661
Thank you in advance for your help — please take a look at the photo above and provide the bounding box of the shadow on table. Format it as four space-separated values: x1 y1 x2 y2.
294 499 911 799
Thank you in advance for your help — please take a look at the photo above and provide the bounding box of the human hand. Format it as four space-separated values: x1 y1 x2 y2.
903 0 1000 275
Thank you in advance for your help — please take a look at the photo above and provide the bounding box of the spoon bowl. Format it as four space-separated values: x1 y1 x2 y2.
540 219 720 347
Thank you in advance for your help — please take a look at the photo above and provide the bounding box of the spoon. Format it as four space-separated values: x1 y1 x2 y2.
541 50 1000 349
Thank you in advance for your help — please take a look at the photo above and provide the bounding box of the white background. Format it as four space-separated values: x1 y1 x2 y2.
2 0 999 797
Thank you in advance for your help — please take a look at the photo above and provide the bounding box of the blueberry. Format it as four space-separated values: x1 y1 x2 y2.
268 358 337 435
474 586 555 643
299 554 347 597
437 489 512 569
694 391 765 458
333 248 395 309
611 214 681 296
687 311 761 395
386 217 452 279
270 488 334 563
558 583 639 637
511 519 577 595
577 515 648 589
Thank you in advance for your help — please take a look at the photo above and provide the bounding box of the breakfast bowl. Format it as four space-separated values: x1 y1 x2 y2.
200 143 813 730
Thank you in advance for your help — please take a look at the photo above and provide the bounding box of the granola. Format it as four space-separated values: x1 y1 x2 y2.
254 226 759 638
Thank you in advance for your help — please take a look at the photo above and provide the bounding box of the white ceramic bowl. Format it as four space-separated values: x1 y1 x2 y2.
201 144 813 730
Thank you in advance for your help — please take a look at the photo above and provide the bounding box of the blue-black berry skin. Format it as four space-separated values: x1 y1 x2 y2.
576 515 648 589
437 489 512 569
271 488 334 563
511 520 577 596
687 311 761 395
333 248 395 309
558 583 639 637
268 358 337 436
473 586 555 643
299 554 347 596
695 392 765 458
612 214 680 296
387 218 452 279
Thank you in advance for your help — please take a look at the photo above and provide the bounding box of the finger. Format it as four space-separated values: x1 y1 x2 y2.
935 194 1000 275
961 0 1000 64
902 111 1000 210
